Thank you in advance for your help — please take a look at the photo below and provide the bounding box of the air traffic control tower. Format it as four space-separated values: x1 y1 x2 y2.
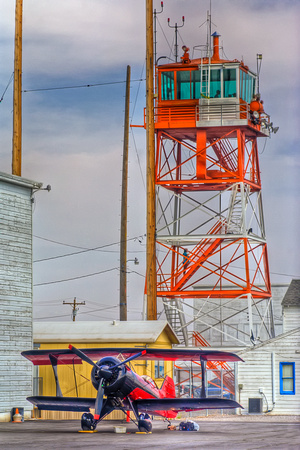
152 33 277 346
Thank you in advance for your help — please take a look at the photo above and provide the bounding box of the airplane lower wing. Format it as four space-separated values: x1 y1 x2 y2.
27 395 241 413
135 397 242 413
27 396 95 412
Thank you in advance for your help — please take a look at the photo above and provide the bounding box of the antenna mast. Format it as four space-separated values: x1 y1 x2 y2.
167 16 185 63
154 2 163 64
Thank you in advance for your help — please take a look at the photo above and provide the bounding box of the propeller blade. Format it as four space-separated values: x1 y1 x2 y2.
200 358 207 398
109 350 147 370
94 378 105 420
68 344 98 368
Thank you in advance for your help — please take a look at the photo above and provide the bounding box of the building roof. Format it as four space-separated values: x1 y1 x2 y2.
0 171 42 190
281 279 300 307
238 326 300 356
33 320 179 344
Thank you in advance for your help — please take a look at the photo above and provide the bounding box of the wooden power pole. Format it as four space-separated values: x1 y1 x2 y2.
146 0 157 320
120 65 131 321
63 298 85 322
12 0 23 176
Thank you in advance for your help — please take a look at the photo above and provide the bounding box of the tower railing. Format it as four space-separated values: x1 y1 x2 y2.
144 103 270 135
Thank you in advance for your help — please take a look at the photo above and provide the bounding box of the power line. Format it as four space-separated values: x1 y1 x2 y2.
23 78 145 93
0 72 14 103
34 305 118 320
34 267 118 287
33 235 145 263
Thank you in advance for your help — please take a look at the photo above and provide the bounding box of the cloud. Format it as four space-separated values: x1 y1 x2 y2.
0 0 299 322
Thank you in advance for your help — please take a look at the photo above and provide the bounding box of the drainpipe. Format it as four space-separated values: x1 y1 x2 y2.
271 352 276 408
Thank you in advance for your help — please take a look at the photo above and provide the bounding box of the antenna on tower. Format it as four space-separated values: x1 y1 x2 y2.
167 15 185 62
206 2 212 57
256 53 263 96
154 2 164 66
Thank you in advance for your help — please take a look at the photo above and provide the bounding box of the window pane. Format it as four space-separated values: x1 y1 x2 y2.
177 71 191 99
161 71 174 100
210 69 221 98
192 70 201 99
282 379 293 391
282 364 293 378
223 68 236 98
155 361 164 378
240 69 246 101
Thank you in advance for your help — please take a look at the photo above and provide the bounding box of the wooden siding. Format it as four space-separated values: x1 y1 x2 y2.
238 328 300 415
0 179 34 417
283 307 300 333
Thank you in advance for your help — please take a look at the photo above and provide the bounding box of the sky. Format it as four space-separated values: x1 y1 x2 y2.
0 0 299 323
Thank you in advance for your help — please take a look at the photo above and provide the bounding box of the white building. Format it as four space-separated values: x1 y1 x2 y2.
0 173 42 422
237 280 300 415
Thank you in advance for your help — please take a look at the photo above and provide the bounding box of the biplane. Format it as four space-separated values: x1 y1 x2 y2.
22 346 243 432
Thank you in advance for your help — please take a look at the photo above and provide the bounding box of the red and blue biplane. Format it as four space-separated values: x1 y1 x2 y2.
22 346 243 432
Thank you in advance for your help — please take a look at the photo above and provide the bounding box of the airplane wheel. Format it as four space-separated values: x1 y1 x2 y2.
81 412 96 431
138 413 152 433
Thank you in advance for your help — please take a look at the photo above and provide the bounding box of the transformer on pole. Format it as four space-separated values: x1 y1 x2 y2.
150 31 277 346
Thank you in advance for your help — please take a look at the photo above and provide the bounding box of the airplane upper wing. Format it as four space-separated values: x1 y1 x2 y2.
22 347 243 365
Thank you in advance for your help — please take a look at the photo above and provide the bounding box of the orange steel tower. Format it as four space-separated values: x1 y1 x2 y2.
151 32 276 346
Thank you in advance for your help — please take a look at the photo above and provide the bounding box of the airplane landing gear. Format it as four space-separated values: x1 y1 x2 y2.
138 413 152 433
81 412 97 431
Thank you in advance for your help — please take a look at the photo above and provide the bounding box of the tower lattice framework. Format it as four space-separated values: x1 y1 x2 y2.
153 34 275 346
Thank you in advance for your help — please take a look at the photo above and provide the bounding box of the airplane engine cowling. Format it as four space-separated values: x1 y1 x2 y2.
91 356 126 392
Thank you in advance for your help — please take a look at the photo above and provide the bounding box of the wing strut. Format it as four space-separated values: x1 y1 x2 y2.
200 358 207 399
49 354 63 397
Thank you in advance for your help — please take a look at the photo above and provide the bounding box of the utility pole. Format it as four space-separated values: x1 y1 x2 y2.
63 298 85 322
146 0 157 320
120 65 131 321
12 0 23 176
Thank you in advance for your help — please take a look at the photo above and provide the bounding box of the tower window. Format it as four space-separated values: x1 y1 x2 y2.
161 71 174 100
223 68 236 98
210 69 221 98
177 71 191 99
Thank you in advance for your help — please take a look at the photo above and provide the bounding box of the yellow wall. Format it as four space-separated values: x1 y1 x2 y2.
36 331 174 420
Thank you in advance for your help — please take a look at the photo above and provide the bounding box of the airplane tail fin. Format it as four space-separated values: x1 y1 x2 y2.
160 375 176 398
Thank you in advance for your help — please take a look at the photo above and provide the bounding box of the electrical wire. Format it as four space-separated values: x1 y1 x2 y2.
129 60 146 191
34 266 118 286
33 234 144 263
157 16 173 56
23 78 145 93
34 305 118 320
0 72 14 102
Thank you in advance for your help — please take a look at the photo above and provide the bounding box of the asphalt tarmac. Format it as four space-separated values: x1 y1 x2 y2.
0 417 299 449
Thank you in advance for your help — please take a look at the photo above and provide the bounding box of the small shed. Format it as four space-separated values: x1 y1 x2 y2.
282 279 300 332
31 320 179 420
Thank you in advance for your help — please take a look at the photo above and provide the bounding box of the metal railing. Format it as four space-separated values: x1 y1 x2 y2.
144 102 270 131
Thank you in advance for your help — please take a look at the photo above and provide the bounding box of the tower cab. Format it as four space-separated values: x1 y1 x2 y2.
155 32 270 138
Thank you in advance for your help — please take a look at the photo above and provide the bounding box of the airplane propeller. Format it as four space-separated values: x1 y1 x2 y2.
68 345 147 419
